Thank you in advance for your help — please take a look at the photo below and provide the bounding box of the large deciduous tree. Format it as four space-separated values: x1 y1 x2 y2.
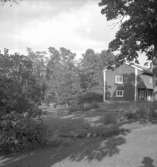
99 0 157 101
46 47 79 105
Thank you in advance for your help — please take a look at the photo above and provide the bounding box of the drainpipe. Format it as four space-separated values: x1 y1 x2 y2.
103 69 106 102
135 68 138 101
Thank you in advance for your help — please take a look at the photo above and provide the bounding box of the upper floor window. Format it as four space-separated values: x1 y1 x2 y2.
115 75 123 84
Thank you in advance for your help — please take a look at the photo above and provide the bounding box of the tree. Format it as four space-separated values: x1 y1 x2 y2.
46 47 79 105
79 49 102 92
99 0 157 101
78 49 115 104
0 50 46 153
27 48 48 102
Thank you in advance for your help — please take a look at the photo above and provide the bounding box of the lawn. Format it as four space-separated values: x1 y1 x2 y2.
0 104 157 167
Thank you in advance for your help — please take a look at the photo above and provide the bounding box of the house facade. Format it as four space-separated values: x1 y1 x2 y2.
103 63 153 101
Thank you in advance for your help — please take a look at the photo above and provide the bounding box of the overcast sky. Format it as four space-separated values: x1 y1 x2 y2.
0 0 120 56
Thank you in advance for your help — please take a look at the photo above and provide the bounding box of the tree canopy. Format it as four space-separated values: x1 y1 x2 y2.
46 47 79 105
99 0 157 62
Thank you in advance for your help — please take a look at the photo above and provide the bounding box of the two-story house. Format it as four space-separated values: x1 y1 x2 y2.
103 63 153 101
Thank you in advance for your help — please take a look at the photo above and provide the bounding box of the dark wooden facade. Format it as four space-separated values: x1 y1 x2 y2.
103 64 153 101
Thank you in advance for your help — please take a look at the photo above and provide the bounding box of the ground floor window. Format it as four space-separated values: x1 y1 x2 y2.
138 88 153 101
116 90 124 97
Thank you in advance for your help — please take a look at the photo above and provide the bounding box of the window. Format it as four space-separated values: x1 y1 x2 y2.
149 78 153 85
115 75 123 84
116 90 124 97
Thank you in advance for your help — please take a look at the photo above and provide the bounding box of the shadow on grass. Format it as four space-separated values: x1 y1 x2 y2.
140 157 156 167
0 115 130 167
70 135 126 161
0 129 129 167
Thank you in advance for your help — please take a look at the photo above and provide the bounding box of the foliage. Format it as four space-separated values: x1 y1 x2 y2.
27 48 48 103
45 47 116 107
0 0 17 2
78 92 103 104
102 112 118 125
79 49 102 91
45 116 123 140
0 117 47 153
68 92 103 113
99 0 157 62
79 49 115 93
0 50 47 153
46 47 80 105
75 49 115 110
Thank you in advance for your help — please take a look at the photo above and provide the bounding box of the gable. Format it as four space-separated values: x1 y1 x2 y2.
138 73 153 89
106 63 135 74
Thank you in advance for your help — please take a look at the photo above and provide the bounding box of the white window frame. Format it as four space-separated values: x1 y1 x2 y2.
115 75 123 84
116 90 124 97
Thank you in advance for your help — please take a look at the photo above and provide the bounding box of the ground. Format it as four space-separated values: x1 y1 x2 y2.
0 106 157 167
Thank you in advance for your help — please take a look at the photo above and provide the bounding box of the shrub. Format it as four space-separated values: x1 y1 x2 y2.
68 103 84 113
102 112 118 125
0 108 47 154
82 102 99 111
68 100 100 113
78 92 103 104
51 117 123 139
125 112 138 121
151 111 157 120
0 115 47 153
123 102 153 121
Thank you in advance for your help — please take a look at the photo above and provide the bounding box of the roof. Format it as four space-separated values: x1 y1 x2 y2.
138 74 153 89
105 62 153 75
130 63 152 75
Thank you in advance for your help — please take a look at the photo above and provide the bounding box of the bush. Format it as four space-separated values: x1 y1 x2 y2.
0 115 47 153
82 102 99 111
125 112 138 121
102 112 118 125
68 102 84 113
151 111 157 120
93 125 122 138
78 92 103 104
67 92 103 113
123 102 152 121
50 117 124 139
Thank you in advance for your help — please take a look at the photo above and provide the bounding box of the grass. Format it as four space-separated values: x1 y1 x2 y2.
0 104 131 167
43 109 128 146
1 102 157 167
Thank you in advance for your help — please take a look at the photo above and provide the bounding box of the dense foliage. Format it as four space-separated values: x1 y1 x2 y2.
99 0 157 62
45 47 114 107
46 47 80 105
0 46 116 152
0 50 47 153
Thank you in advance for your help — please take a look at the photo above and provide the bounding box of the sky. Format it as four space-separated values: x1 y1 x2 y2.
0 0 119 56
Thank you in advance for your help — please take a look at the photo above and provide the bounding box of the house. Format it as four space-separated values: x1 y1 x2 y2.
103 63 153 101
